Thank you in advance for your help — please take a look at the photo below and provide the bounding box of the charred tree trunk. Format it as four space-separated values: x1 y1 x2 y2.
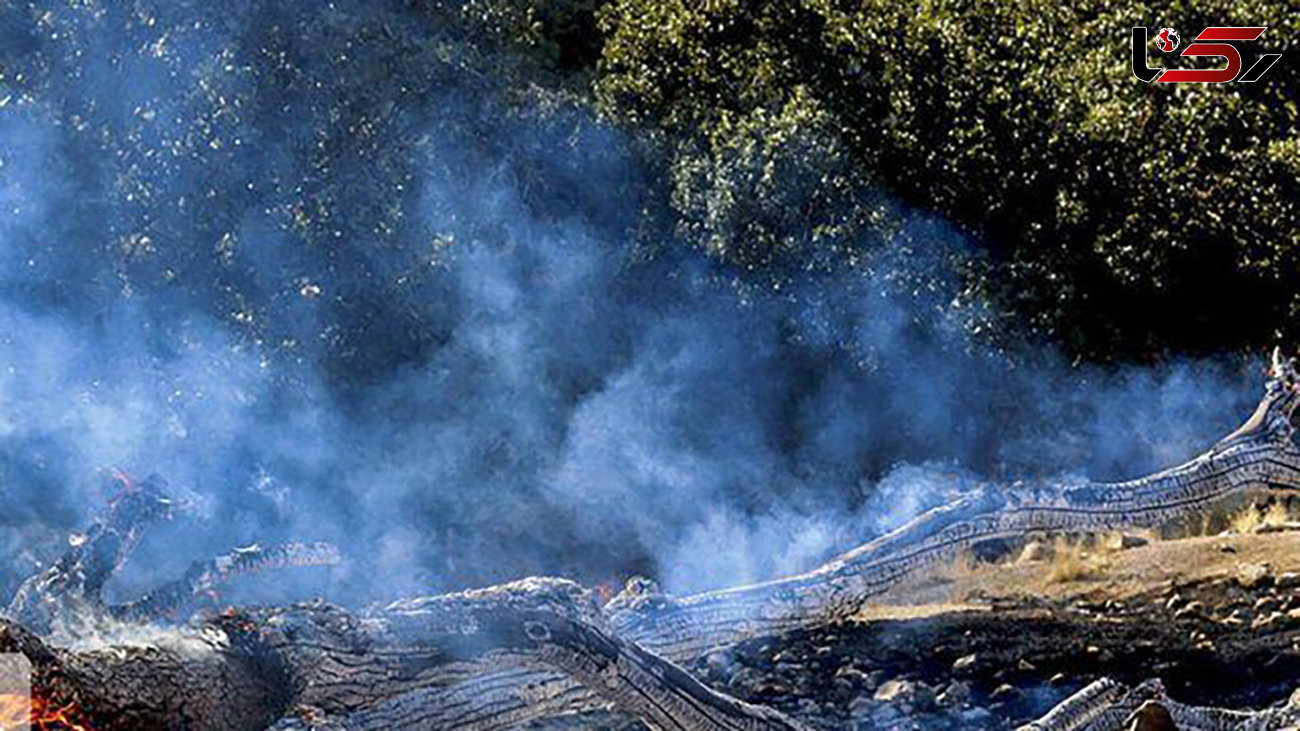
4 578 807 731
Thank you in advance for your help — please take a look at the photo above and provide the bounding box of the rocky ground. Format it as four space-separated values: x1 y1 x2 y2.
531 527 1300 729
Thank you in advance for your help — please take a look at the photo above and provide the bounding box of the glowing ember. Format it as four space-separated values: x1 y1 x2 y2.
0 693 97 731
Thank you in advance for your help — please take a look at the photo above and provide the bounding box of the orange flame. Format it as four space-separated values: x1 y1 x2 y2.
0 692 96 731
32 697 95 731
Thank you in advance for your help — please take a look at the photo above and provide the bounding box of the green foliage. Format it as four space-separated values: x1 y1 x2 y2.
593 0 1300 358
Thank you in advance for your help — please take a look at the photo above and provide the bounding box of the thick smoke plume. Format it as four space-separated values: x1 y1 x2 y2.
0 1 1259 611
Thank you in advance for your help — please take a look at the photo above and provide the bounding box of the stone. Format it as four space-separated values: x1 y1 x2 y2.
1238 563 1272 589
937 680 971 706
1251 611 1284 630
873 679 915 703
847 694 875 717
1116 534 1150 549
1018 541 1049 563
952 653 978 672
869 704 905 726
1254 596 1281 614
1287 685 1300 708
910 682 937 710
835 666 869 685
1277 572 1300 589
959 707 992 725
990 683 1020 701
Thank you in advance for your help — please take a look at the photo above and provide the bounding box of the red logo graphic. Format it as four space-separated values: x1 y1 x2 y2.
1132 26 1282 83
1155 28 1180 52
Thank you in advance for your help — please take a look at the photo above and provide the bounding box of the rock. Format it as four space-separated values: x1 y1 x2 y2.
1115 534 1150 549
835 666 869 685
1254 596 1281 614
958 707 992 725
1278 572 1300 589
952 653 978 672
1287 685 1300 708
990 683 1020 701
728 667 761 691
937 680 971 706
847 694 874 717
1048 672 1069 686
754 680 792 698
869 703 905 726
910 682 937 710
1251 611 1285 630
774 660 803 675
1217 543 1237 554
1238 562 1272 589
1018 541 1049 563
1017 658 1037 672
873 679 915 703
1125 699 1177 730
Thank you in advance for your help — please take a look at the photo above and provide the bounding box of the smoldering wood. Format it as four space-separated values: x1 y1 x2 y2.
6 350 1300 729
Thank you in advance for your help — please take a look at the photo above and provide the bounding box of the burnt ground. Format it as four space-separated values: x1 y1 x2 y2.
531 529 1300 729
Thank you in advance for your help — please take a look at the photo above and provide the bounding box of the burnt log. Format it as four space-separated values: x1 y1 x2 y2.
2 578 806 730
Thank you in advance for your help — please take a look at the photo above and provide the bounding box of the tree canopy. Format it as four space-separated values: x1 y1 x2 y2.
585 0 1299 358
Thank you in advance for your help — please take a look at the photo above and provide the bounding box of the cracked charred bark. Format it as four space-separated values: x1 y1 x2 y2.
2 578 808 731
6 351 1300 730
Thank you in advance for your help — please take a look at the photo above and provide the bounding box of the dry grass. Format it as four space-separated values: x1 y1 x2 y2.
1265 501 1290 527
1046 537 1105 584
861 529 1300 614
1230 505 1264 535
1227 502 1291 535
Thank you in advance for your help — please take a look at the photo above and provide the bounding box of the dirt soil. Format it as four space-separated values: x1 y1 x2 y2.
535 529 1300 729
